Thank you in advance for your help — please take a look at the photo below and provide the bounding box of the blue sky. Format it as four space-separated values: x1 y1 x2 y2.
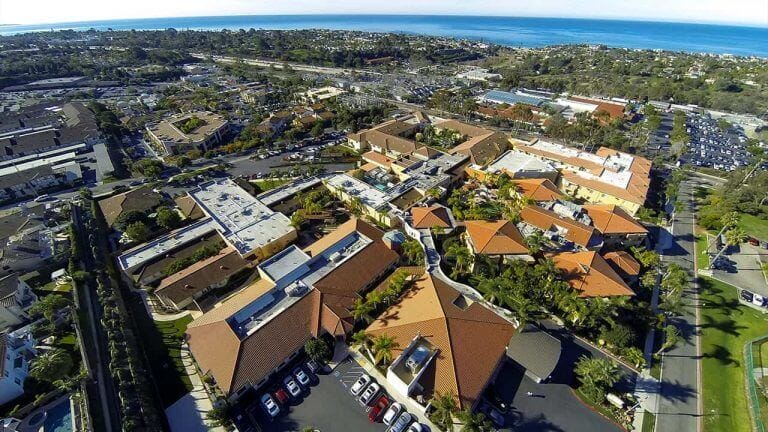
2 0 767 26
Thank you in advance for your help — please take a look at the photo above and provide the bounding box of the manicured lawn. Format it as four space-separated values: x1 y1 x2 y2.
128 293 194 408
695 231 710 270
738 213 768 241
38 280 73 293
699 276 768 432
252 178 289 193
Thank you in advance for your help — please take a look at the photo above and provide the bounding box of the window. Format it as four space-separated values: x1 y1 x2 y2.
14 378 20 385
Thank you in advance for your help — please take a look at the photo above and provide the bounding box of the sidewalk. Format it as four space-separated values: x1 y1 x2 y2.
165 343 225 432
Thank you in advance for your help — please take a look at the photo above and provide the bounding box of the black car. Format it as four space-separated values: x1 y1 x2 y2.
741 290 754 303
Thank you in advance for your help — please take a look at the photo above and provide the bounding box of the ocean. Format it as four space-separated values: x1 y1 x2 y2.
2 14 768 57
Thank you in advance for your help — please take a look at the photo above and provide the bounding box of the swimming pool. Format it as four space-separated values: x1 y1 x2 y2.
43 398 72 432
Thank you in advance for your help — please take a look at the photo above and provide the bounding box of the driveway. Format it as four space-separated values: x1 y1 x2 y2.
712 243 768 296
491 362 623 432
244 358 388 432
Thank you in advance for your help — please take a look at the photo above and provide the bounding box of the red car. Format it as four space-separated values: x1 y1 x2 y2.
368 394 390 422
274 388 289 405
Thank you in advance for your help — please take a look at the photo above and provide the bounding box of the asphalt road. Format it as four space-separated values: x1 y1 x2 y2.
656 179 701 432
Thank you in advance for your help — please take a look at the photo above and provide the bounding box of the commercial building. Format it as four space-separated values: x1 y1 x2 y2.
478 89 552 107
185 219 398 398
515 140 651 215
520 204 603 251
146 111 229 155
154 246 249 311
98 186 166 227
582 204 648 248
455 67 502 82
298 86 346 103
365 274 516 411
481 149 559 181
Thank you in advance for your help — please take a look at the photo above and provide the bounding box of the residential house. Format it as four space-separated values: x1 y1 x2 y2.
463 220 533 264
549 251 636 297
0 324 36 405
0 275 36 331
98 186 165 227
520 205 603 250
582 204 648 248
603 251 642 285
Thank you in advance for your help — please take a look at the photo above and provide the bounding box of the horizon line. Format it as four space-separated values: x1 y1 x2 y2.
3 12 768 30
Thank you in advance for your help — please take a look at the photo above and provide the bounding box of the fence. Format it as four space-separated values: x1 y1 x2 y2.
745 334 768 432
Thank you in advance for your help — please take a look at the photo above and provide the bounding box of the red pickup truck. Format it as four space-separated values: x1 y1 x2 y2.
368 394 390 422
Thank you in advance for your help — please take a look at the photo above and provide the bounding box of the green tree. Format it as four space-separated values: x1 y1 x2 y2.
574 356 622 402
124 221 151 242
29 348 73 383
304 337 331 362
445 242 474 279
156 206 181 230
429 392 458 431
290 210 306 229
351 331 374 361
205 403 233 430
401 238 425 266
351 298 375 324
371 335 399 366
655 324 681 356
29 294 71 323
311 122 325 138
456 408 494 432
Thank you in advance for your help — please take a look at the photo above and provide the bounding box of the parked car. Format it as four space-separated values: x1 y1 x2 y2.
748 237 760 246
260 394 280 418
753 293 766 307
368 394 390 422
306 359 322 373
741 289 755 303
383 403 403 426
350 374 372 396
359 382 381 406
284 376 302 398
293 367 310 386
407 423 424 432
274 388 289 405
388 412 413 432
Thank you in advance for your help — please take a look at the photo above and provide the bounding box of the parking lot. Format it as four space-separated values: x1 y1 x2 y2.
712 243 768 297
238 357 389 432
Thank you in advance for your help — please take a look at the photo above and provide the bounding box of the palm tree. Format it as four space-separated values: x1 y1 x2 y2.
30 348 73 383
624 347 647 370
351 298 375 324
456 408 494 432
349 197 364 217
445 243 474 278
574 356 622 401
710 226 747 268
371 335 399 366
351 330 374 361
429 392 459 431
655 324 681 356
476 277 506 305
507 291 539 328
402 238 425 266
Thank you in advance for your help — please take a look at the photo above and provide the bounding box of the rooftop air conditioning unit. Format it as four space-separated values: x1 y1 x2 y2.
406 345 431 375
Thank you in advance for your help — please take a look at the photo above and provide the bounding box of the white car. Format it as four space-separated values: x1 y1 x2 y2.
260 393 280 418
407 423 424 432
293 367 310 386
350 374 372 395
753 293 766 307
359 382 380 406
388 412 413 432
383 402 403 425
283 376 302 398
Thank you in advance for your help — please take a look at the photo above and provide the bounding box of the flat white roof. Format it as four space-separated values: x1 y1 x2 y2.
487 150 558 176
189 178 294 256
528 140 636 189
326 173 391 209
117 218 218 271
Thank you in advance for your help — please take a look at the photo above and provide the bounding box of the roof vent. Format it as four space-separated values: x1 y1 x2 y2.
578 263 590 274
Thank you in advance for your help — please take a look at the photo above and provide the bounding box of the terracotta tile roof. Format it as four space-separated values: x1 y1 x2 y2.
603 251 641 278
366 275 515 409
582 204 648 235
411 206 453 229
549 251 636 297
349 120 420 154
520 205 600 249
155 247 248 306
187 289 321 394
512 178 564 202
186 218 395 395
434 119 491 138
516 144 605 173
174 195 205 220
98 186 164 226
362 151 395 169
464 220 529 255
412 146 440 160
450 131 509 166
569 96 626 119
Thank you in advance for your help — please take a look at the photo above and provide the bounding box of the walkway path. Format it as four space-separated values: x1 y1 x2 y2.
165 343 225 432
